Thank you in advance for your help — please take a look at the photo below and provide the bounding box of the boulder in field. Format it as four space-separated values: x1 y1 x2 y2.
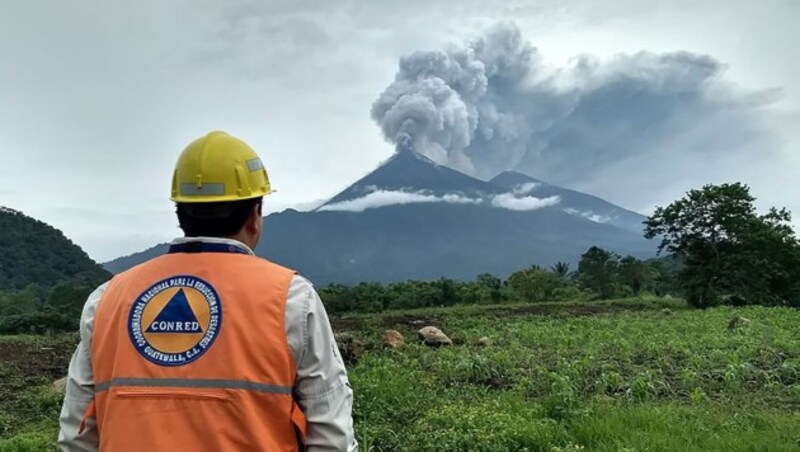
336 333 366 364
418 326 452 347
477 337 493 347
382 330 404 349
52 377 68 393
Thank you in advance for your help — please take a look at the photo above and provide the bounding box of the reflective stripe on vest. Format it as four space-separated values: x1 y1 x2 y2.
90 248 305 451
94 377 293 395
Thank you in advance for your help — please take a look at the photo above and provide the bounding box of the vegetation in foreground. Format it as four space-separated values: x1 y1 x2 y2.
0 335 74 452
2 298 798 451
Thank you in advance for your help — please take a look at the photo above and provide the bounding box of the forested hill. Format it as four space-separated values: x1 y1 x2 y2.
0 207 110 290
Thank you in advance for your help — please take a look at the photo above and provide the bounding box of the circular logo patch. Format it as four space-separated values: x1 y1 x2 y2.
128 275 222 366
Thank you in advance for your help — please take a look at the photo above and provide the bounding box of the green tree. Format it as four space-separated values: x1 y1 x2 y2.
0 207 110 290
437 278 459 306
475 273 503 303
45 282 94 321
350 282 388 312
457 282 490 305
644 182 800 307
647 256 683 296
617 256 655 296
0 284 45 316
550 262 571 279
577 247 620 299
507 267 560 302
476 273 501 291
318 283 353 314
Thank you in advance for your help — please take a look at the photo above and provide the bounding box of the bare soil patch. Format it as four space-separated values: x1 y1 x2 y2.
0 337 75 406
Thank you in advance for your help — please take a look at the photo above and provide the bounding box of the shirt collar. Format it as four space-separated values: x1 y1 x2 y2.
170 237 255 256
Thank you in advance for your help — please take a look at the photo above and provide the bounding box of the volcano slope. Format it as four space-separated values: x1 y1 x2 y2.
105 149 654 285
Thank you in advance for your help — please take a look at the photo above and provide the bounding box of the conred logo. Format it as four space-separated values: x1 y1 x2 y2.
128 275 222 366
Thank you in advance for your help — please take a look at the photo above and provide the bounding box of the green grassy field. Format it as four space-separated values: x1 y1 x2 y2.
1 297 799 451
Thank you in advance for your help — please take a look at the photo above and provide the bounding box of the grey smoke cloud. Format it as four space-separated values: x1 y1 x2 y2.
371 22 779 185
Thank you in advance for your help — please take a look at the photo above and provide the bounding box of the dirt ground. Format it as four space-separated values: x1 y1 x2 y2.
0 336 76 406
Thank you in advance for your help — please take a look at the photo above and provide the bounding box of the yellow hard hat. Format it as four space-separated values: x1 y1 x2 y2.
171 131 272 203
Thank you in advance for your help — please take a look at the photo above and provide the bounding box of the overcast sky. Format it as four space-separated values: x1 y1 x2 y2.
1 0 798 262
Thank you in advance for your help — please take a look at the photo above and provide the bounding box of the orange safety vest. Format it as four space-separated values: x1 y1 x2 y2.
85 242 307 451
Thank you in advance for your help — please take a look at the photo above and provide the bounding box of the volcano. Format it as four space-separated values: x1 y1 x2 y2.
324 147 504 205
105 150 654 284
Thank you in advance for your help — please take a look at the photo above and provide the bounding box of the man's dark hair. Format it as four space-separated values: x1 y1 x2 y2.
176 198 262 238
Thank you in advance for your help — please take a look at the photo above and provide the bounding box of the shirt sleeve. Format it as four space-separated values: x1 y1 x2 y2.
58 281 109 452
285 276 358 452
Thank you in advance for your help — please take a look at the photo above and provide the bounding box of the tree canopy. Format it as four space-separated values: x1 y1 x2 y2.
644 183 800 307
0 207 110 333
0 207 110 290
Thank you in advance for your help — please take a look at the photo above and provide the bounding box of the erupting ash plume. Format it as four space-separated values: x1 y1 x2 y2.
371 23 777 184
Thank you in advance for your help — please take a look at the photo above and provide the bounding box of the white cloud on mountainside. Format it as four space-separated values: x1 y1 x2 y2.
317 190 481 212
319 189 560 213
563 208 612 223
492 194 560 211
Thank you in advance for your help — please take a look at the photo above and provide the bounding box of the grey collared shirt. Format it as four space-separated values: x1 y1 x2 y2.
57 237 358 451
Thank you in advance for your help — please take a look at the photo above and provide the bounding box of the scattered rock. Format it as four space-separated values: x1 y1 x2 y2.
336 334 366 364
727 316 751 331
52 377 68 393
417 326 452 347
382 330 404 349
661 308 672 316
477 337 493 347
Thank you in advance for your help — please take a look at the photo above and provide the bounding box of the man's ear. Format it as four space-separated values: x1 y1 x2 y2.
248 201 262 234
